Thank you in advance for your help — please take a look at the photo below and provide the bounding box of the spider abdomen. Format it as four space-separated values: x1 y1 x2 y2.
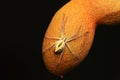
55 40 65 54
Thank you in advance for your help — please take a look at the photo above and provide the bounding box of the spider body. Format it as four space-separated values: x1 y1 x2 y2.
54 36 66 54
43 14 89 68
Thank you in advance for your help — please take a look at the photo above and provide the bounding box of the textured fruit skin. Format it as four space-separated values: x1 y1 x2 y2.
42 1 95 76
42 18 95 76
42 0 120 77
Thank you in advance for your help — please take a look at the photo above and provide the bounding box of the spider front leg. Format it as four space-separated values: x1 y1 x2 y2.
67 25 82 41
67 31 89 42
45 35 60 40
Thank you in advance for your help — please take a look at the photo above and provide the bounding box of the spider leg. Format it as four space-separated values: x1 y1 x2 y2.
74 31 89 40
56 50 64 69
43 43 55 53
45 36 60 40
66 43 79 60
69 25 82 39
61 13 67 36
67 31 89 42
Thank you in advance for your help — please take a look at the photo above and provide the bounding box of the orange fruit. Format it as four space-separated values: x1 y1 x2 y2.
42 0 120 77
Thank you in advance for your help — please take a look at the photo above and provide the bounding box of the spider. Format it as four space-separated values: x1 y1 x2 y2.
43 14 89 68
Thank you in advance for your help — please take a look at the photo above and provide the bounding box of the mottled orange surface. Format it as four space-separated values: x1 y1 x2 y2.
42 0 120 77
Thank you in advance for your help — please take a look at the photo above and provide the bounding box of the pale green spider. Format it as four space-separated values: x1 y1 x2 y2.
43 14 89 68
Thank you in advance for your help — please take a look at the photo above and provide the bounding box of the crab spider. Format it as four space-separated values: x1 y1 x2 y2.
43 14 89 68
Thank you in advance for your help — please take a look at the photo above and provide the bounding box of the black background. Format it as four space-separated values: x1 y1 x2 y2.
2 0 120 80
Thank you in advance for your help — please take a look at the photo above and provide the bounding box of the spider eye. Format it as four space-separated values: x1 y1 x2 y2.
55 40 65 54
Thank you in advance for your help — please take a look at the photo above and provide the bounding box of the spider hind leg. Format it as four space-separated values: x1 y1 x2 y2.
43 43 55 53
66 43 80 60
56 50 64 69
